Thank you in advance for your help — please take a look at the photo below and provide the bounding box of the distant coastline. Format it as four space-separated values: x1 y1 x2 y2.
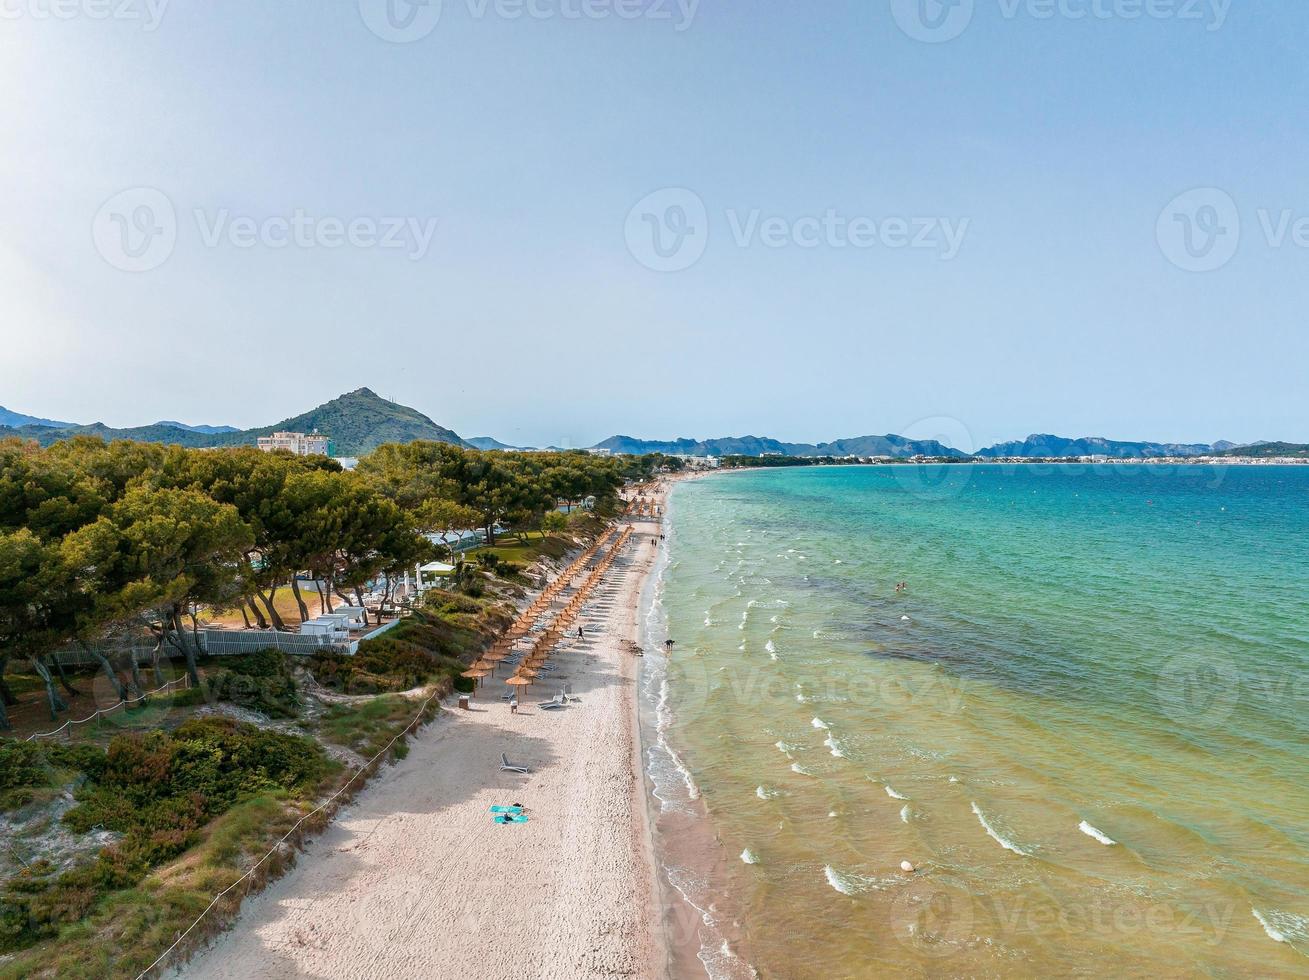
718 455 1309 470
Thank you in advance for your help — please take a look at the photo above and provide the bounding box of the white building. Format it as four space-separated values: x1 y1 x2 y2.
257 431 331 456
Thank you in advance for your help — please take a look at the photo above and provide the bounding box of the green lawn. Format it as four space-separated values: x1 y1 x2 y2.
467 533 569 567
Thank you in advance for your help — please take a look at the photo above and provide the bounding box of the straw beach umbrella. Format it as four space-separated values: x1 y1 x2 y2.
505 675 533 705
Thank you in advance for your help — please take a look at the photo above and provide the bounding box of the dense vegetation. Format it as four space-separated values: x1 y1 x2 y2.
1 718 330 956
0 435 663 730
0 431 675 975
1215 441 1309 458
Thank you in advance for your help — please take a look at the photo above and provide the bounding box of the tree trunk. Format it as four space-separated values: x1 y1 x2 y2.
246 597 268 630
80 641 126 702
126 649 145 697
51 655 80 697
0 655 16 707
151 638 164 686
170 608 200 685
239 605 252 629
323 579 336 614
29 657 68 720
257 584 286 631
0 695 8 731
290 576 311 623
352 588 370 627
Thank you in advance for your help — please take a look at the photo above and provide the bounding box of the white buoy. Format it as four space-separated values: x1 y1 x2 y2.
901 615 911 622
900 860 916 873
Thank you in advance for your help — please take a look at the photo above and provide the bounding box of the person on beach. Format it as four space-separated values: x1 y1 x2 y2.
665 639 676 651
577 625 584 640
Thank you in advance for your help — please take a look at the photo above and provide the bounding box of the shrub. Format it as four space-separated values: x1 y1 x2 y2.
0 742 103 812
0 742 47 792
204 649 299 718
2 718 327 954
168 686 206 708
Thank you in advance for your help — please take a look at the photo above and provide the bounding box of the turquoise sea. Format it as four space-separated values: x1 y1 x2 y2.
642 464 1309 978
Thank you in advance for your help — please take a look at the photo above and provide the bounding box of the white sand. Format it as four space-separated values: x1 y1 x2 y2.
183 502 668 979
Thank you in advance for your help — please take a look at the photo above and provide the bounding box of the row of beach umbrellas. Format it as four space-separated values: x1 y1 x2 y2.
464 526 635 697
462 526 634 695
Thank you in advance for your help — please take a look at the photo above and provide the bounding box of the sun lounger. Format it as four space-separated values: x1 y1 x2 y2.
489 805 524 814
500 753 529 774
538 695 566 710
494 814 528 824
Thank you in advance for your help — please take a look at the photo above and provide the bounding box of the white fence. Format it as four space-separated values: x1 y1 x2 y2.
44 619 406 670
200 629 341 657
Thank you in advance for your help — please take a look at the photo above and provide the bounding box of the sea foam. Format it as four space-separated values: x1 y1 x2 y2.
824 865 859 896
885 785 908 801
1252 907 1309 948
971 802 1031 856
1078 820 1117 846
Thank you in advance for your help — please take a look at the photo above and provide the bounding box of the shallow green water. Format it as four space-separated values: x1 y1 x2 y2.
650 464 1308 977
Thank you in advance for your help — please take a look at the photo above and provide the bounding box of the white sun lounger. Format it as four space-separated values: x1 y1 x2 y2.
500 753 529 774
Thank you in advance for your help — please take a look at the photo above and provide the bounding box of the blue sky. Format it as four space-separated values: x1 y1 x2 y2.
1 0 1305 450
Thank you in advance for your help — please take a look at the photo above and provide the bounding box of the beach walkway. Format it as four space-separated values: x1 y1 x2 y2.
182 510 665 980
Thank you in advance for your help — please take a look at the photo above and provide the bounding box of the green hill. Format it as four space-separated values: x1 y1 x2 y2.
1216 442 1309 459
0 388 468 457
247 388 468 455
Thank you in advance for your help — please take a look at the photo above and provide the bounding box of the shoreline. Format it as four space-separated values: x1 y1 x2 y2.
180 497 675 979
635 472 758 980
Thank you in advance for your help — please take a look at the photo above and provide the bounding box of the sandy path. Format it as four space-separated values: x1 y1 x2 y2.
182 507 666 980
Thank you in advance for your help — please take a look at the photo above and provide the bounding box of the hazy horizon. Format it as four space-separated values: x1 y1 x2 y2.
3 2 1306 448
0 384 1266 452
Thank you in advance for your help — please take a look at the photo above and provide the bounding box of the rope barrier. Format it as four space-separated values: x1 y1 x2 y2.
24 676 191 742
133 523 630 977
133 685 442 980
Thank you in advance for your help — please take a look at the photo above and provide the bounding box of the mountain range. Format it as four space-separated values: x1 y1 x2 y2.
0 406 79 430
0 388 468 457
591 433 968 458
974 434 1239 460
3 391 1304 459
466 436 527 451
154 420 241 435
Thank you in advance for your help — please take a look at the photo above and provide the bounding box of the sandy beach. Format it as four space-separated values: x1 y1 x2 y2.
182 492 670 980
